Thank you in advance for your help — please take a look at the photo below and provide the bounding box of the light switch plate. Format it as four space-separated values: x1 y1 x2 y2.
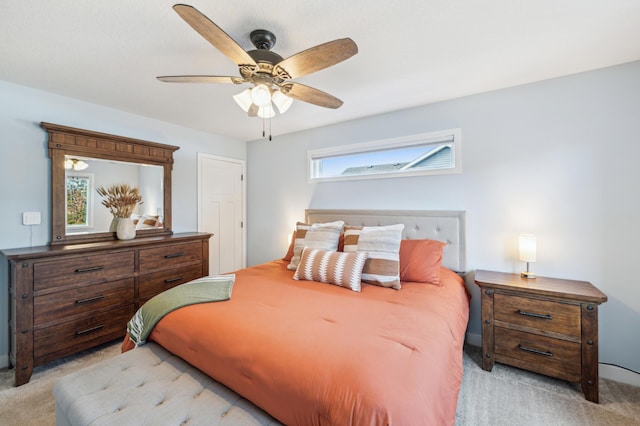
23 211 41 225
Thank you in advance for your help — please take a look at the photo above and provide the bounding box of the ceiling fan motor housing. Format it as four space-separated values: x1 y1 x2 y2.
250 29 277 50
246 30 284 82
247 29 284 78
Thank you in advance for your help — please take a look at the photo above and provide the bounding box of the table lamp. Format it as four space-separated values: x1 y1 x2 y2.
519 234 537 279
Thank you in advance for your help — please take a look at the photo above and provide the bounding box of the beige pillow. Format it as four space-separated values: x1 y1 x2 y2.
293 247 368 292
343 224 404 289
287 221 344 271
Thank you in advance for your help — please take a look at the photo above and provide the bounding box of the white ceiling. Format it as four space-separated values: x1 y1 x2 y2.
2 1 640 142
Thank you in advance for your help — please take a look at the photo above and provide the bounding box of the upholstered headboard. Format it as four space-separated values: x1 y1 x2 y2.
305 209 467 273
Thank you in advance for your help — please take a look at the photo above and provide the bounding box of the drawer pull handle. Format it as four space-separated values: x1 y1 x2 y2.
164 253 183 259
75 295 104 304
75 324 104 336
75 266 104 273
517 310 552 320
165 276 184 284
518 344 553 357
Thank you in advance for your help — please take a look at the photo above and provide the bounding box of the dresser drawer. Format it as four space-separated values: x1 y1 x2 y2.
139 242 202 272
34 304 135 364
494 293 581 337
34 278 134 327
34 251 135 292
495 327 581 382
139 265 203 304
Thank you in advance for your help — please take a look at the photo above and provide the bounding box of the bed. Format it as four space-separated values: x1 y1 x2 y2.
57 209 470 425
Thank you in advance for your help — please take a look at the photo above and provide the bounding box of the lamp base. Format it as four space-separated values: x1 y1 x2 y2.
521 271 536 279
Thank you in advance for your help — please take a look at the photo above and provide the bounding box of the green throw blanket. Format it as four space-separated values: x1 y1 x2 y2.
127 274 235 347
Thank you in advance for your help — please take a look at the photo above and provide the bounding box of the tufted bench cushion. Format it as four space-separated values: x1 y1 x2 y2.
53 342 281 426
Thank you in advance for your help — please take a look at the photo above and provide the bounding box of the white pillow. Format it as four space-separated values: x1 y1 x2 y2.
287 221 344 271
343 224 404 289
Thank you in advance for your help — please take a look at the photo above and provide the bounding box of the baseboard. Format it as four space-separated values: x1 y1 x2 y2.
465 332 482 347
0 353 8 369
465 332 640 387
600 364 640 387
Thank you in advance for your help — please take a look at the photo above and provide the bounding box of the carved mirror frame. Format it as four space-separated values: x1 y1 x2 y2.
43 122 179 245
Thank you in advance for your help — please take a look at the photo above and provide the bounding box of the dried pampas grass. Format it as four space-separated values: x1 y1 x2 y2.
96 184 143 218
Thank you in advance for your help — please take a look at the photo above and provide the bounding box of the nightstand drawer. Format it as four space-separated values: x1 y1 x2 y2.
494 293 581 337
495 327 581 382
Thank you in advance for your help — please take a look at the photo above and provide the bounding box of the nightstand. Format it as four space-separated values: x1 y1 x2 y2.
474 270 607 403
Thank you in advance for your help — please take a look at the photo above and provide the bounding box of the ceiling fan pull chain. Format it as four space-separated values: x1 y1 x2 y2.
262 117 266 138
269 116 272 141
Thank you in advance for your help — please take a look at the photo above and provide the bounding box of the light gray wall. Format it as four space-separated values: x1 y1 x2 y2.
0 80 246 366
247 61 640 373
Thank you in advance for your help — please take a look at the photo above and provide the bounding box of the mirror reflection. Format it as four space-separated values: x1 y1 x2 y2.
65 156 164 236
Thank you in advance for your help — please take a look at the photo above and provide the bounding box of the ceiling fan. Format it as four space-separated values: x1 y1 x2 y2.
157 4 358 120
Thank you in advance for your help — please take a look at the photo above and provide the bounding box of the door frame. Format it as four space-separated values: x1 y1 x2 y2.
197 153 247 270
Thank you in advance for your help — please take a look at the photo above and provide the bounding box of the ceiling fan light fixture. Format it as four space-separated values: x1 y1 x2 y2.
233 88 253 112
257 104 275 119
64 158 88 171
272 90 293 114
250 84 272 107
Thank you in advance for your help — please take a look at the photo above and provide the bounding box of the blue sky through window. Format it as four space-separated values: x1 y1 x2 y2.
319 145 437 176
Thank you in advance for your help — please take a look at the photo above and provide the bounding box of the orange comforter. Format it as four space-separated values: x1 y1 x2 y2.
129 260 469 425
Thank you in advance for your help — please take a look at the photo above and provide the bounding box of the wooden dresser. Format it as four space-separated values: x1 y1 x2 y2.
474 269 607 402
2 232 211 386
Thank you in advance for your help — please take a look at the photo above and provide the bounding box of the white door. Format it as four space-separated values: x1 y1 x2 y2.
198 154 246 275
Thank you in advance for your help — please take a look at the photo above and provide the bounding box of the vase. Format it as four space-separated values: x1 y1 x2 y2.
116 217 136 240
109 217 119 232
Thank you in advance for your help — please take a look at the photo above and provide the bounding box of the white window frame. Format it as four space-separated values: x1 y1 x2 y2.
308 128 461 183
65 172 95 230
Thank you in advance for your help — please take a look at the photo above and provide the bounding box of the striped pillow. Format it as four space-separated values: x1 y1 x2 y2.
343 224 405 289
293 247 368 292
287 221 344 271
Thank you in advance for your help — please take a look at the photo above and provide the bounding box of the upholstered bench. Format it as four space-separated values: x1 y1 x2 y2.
54 342 281 426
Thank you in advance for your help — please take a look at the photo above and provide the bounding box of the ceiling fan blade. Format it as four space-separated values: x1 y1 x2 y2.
173 4 257 67
273 38 358 80
157 75 245 84
280 83 343 109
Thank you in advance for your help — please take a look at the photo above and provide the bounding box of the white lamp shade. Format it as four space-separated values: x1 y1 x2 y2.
250 84 272 107
233 88 252 112
74 160 88 170
257 104 275 118
64 158 88 170
519 234 537 262
272 90 293 114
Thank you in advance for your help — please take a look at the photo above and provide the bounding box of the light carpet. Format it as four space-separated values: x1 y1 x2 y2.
1 342 638 425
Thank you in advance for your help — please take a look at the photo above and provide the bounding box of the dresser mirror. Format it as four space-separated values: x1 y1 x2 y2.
65 156 165 236
43 122 179 245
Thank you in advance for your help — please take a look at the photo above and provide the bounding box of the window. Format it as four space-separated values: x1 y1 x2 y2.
66 173 94 229
308 129 461 182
